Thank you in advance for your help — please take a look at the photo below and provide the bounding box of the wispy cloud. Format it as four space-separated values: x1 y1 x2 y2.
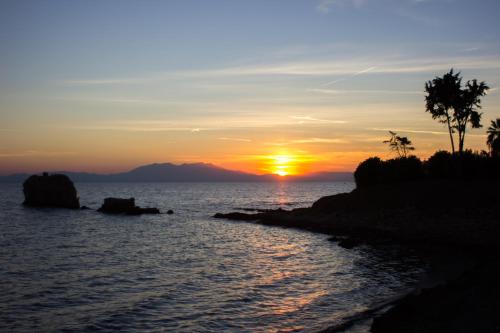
63 79 137 85
395 7 441 26
53 97 178 105
0 150 77 158
197 56 500 77
317 0 366 13
218 137 252 142
487 87 498 94
60 55 500 85
370 127 449 135
292 137 347 144
73 125 212 132
322 66 377 86
309 88 423 95
461 47 480 53
291 115 348 124
371 127 488 137
368 127 486 137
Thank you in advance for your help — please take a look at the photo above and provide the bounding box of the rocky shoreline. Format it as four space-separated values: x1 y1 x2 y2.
214 179 500 332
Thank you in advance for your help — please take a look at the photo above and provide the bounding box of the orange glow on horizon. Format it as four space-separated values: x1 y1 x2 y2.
256 153 322 176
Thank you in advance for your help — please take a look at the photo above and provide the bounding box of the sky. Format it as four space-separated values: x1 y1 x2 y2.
1 0 500 175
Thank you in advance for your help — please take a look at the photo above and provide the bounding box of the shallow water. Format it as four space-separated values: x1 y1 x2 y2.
0 182 425 332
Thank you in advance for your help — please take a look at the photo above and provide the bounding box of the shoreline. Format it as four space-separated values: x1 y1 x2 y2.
214 179 500 332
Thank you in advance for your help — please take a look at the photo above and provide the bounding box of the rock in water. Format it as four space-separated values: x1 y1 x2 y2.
98 198 135 213
97 197 160 215
23 173 80 209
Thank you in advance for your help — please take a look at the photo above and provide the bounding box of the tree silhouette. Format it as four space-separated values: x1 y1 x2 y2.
383 131 415 158
455 79 489 152
425 69 461 153
487 118 500 157
425 69 489 154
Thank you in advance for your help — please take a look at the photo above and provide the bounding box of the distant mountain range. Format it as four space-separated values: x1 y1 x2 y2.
0 163 353 183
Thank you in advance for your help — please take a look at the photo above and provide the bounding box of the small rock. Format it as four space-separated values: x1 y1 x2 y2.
97 197 160 215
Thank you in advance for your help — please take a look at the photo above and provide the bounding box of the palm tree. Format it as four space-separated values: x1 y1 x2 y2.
487 118 500 157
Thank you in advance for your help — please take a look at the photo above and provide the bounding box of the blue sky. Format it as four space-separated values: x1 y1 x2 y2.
1 0 500 174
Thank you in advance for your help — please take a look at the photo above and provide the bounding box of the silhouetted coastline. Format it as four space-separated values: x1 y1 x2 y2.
215 153 500 332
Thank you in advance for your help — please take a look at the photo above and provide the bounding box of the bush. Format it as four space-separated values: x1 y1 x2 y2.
355 151 499 188
425 150 492 180
354 156 424 188
354 157 383 188
426 150 453 179
384 156 424 183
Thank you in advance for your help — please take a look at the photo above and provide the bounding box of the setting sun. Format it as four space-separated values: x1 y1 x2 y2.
256 152 323 176
271 155 294 176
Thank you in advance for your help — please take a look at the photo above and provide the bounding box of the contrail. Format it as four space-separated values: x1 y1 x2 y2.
322 66 377 87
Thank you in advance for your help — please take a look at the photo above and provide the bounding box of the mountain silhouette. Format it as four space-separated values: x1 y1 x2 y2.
0 162 353 182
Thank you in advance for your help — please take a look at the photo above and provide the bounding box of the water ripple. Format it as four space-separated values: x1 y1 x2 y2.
0 182 425 332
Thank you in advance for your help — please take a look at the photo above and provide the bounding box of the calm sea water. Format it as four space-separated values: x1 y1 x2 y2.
0 182 425 332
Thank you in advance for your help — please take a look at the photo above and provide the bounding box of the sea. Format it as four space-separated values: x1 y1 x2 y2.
0 182 426 332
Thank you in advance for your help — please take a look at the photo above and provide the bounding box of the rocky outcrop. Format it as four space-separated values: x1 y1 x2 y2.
214 180 500 249
97 197 160 215
23 173 80 209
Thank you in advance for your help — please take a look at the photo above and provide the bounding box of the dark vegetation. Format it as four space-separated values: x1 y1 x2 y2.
425 69 489 154
487 118 500 156
383 131 415 157
354 151 500 188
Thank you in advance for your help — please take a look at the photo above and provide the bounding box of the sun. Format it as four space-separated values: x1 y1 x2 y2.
275 169 288 177
271 155 293 176
259 153 312 177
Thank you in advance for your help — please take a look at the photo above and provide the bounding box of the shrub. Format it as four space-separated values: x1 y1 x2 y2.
426 150 453 179
354 156 424 188
355 151 498 188
354 157 383 188
425 150 491 180
383 156 424 183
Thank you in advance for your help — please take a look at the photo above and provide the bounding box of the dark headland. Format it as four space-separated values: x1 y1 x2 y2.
215 151 500 332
